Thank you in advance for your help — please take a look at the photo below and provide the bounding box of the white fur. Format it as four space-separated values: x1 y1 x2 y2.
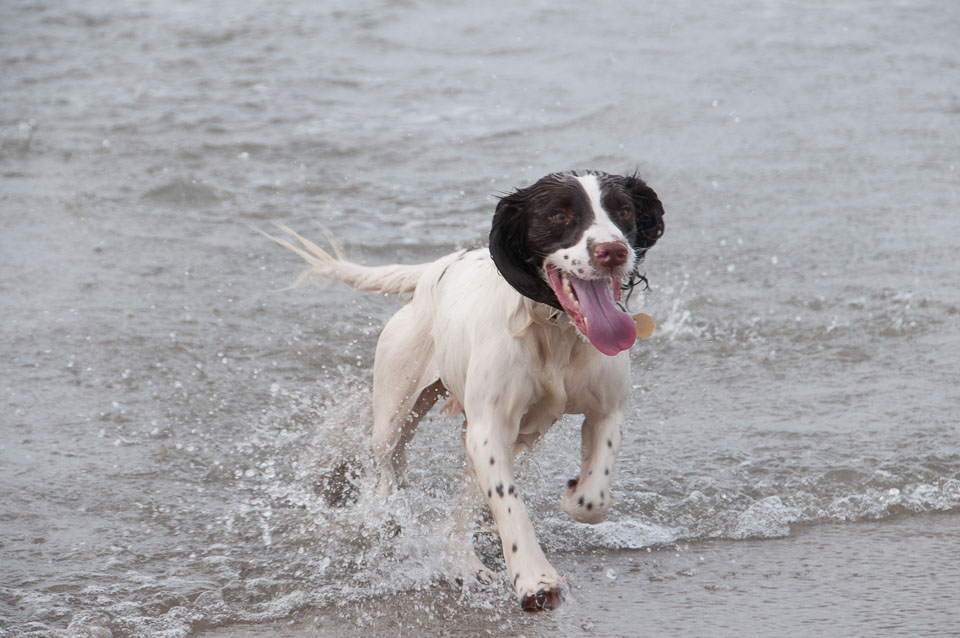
543 174 636 281
268 226 630 609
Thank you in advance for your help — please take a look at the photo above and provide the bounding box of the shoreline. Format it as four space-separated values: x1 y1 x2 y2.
200 511 960 637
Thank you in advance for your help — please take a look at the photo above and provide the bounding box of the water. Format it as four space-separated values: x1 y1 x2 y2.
2 0 959 635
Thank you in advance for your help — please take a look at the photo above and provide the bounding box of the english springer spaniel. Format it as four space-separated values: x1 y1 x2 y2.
266 170 664 611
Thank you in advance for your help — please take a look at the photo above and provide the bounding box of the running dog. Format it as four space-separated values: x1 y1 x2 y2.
266 170 664 610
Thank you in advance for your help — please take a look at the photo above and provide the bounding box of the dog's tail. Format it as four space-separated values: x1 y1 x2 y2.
258 222 427 295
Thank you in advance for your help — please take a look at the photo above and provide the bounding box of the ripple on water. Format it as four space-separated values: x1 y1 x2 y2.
140 179 223 207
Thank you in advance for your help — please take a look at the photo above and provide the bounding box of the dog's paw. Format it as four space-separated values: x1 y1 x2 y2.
463 553 496 587
520 584 566 612
454 565 495 590
561 477 612 524
474 565 496 586
447 540 496 590
515 570 566 612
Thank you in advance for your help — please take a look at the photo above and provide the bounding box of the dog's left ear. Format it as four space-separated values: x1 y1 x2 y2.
619 173 665 254
490 190 562 310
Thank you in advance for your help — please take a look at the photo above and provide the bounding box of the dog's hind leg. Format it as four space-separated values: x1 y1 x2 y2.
445 463 496 587
370 304 441 497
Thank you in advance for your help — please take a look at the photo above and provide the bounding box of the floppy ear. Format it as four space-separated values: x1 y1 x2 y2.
621 173 665 254
489 190 562 310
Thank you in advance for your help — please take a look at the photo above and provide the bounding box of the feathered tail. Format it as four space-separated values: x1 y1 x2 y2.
257 222 428 295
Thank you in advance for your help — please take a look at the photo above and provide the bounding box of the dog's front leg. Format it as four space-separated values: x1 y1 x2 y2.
464 419 565 611
562 411 624 524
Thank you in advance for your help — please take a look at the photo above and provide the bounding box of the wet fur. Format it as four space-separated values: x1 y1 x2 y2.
264 170 664 610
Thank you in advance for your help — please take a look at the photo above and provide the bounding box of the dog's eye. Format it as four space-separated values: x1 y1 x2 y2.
617 208 633 221
549 211 571 224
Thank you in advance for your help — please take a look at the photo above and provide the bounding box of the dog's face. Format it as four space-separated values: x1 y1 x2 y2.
489 171 664 355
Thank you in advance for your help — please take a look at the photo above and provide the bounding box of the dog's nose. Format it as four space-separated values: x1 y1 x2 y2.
593 241 629 269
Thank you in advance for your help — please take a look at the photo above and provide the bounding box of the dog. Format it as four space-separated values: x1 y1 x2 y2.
265 170 664 611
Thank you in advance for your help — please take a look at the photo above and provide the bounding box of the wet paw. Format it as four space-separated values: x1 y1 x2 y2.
451 548 495 589
454 565 495 589
561 479 611 524
520 585 566 612
474 565 495 586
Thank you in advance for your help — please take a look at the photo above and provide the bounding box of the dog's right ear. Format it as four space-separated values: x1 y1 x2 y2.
489 191 561 310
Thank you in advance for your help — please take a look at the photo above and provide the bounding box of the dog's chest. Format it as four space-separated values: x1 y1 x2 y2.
516 362 593 437
518 388 566 437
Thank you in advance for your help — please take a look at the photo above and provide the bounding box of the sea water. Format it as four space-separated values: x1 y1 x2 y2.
2 0 959 636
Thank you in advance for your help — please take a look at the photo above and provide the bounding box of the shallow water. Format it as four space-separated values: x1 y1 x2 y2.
2 0 959 636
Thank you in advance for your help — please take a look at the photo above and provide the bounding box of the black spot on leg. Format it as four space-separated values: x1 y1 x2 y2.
604 467 609 476
508 484 515 495
578 496 584 506
490 456 495 466
512 543 518 553
607 438 613 448
514 573 520 586
566 478 578 488
586 502 593 510
508 506 512 513
600 490 604 499
496 483 504 497
488 489 492 498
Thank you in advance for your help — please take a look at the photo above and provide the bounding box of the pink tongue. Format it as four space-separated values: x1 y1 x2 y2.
568 277 636 356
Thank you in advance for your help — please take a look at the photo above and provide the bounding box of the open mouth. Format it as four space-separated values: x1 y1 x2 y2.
545 264 636 356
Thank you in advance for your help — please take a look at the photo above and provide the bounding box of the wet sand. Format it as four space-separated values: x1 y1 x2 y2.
200 512 960 637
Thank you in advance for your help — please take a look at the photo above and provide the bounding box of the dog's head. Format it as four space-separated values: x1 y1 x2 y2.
489 170 664 356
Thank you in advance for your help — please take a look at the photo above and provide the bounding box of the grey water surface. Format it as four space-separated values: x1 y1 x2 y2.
2 0 959 636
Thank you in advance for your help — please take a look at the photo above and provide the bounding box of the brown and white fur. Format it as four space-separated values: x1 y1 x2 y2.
266 170 664 611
